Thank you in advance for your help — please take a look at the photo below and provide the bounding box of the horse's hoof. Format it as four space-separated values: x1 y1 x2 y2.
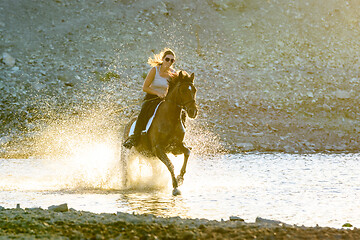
176 175 184 186
172 188 181 196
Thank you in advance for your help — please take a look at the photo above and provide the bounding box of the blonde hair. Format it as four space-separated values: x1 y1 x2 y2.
147 48 176 67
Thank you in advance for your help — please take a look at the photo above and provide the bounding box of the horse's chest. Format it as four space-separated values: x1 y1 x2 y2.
165 127 184 142
166 130 185 146
165 141 177 150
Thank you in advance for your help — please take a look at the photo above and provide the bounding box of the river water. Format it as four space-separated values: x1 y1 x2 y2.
1 152 360 228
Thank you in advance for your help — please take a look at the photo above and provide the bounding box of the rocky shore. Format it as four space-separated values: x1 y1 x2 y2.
1 0 360 158
0 204 359 239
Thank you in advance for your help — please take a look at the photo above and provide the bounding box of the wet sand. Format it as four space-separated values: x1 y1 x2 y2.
0 206 359 239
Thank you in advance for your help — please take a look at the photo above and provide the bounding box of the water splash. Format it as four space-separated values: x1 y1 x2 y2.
53 142 122 190
124 153 170 191
1 102 225 192
0 142 122 191
0 109 125 191
184 119 227 156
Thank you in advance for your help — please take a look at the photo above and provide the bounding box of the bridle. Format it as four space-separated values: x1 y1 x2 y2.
166 82 196 111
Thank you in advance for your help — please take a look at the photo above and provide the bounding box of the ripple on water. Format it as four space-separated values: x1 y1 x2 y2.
1 153 360 228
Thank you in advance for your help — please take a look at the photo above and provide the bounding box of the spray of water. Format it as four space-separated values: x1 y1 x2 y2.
124 153 170 191
14 109 186 192
1 110 225 193
184 119 227 157
15 109 124 191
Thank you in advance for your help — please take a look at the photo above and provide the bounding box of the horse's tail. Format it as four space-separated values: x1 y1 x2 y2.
120 117 137 187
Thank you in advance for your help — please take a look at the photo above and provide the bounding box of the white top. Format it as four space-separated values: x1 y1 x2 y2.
150 66 169 96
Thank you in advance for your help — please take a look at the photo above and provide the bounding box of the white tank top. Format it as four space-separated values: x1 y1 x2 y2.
150 66 169 96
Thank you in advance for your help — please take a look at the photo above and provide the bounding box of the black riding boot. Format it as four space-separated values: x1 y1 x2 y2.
123 133 140 149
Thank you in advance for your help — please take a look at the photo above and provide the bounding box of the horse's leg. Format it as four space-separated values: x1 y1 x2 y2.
177 144 190 186
154 145 180 195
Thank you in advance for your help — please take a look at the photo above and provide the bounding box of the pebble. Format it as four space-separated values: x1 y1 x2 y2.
158 1 168 15
229 216 244 222
0 136 12 145
48 203 69 212
236 143 254 151
2 52 16 67
244 22 253 28
333 90 351 99
182 231 195 240
255 217 284 226
342 223 353 228
11 66 20 72
322 103 331 111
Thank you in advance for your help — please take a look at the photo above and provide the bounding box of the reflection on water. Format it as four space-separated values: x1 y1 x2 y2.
1 153 360 228
118 191 190 218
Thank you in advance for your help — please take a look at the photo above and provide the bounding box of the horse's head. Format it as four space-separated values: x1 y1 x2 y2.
174 71 198 118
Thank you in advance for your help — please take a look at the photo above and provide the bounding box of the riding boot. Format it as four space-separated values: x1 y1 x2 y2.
122 133 140 149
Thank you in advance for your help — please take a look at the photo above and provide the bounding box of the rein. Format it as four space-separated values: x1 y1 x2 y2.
166 98 195 110
165 83 195 110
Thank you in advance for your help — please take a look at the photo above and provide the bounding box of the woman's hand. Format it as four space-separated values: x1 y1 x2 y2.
158 91 167 99
169 71 177 77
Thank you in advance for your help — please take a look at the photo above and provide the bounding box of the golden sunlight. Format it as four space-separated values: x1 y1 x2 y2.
65 142 119 189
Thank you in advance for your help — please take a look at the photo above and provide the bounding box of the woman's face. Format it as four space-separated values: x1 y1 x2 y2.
162 54 175 67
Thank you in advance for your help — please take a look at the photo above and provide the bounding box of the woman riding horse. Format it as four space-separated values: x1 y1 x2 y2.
122 70 198 195
123 48 179 149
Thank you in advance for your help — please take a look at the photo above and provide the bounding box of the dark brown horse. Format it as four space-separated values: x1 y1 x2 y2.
121 71 197 195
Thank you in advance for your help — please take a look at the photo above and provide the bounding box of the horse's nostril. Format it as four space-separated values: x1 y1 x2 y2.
188 108 198 118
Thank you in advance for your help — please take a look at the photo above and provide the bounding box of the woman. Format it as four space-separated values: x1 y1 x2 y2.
123 48 177 149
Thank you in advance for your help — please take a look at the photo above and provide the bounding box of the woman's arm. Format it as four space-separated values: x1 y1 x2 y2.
142 67 166 98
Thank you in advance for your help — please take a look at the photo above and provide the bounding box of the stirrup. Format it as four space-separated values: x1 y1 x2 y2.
123 136 137 149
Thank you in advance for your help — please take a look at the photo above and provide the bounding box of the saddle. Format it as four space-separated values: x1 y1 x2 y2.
128 102 163 137
128 101 186 137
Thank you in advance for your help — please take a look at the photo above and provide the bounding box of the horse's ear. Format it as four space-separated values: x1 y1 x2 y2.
190 73 195 81
179 71 183 78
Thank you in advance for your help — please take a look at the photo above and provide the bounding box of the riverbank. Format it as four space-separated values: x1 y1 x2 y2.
0 205 359 239
2 0 360 158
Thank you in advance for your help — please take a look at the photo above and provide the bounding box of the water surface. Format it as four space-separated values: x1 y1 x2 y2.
1 153 359 228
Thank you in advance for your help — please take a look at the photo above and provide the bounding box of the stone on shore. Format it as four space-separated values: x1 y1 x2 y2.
229 216 244 221
236 142 255 151
334 90 351 99
2 52 16 67
255 217 285 226
48 203 68 212
0 207 359 239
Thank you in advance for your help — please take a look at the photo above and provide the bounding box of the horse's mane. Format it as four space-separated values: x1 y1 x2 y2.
168 71 192 93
